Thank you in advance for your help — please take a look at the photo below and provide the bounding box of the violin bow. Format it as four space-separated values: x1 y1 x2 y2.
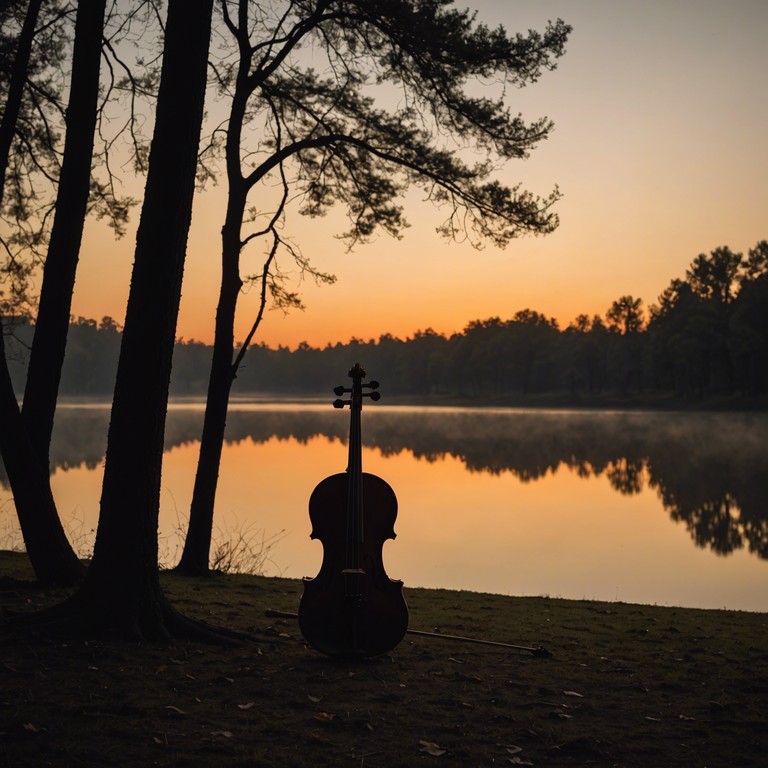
265 609 551 657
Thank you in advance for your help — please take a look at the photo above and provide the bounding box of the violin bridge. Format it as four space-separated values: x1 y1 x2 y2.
341 568 366 575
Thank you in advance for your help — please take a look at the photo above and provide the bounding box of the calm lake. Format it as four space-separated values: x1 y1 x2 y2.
1 403 766 612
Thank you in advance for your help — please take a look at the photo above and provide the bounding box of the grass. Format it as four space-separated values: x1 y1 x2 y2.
1 550 766 767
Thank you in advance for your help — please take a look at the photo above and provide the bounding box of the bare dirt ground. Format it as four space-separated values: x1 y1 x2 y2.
1 551 766 767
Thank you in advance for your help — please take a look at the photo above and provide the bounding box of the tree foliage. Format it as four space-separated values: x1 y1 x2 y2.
204 0 570 254
0 0 158 311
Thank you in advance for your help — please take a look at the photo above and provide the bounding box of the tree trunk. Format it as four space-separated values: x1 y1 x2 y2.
21 0 215 639
175 53 251 576
0 329 84 584
23 0 107 464
0 0 84 584
175 214 243 575
14 0 106 582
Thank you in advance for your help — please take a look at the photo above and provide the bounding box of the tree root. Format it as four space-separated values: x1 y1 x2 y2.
3 589 256 645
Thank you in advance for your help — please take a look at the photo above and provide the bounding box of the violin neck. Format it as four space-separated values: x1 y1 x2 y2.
347 404 363 477
346 379 364 566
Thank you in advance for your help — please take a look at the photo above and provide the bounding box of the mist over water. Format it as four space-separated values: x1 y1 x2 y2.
1 404 766 610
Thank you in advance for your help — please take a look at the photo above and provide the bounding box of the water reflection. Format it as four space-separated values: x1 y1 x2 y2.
1 405 766 563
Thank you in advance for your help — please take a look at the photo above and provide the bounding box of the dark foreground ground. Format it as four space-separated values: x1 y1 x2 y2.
1 551 766 767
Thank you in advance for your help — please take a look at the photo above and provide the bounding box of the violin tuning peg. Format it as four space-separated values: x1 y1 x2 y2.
333 385 346 396
367 380 380 390
333 398 347 409
369 391 381 401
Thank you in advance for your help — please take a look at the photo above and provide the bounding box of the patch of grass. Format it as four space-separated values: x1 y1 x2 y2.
1 550 766 767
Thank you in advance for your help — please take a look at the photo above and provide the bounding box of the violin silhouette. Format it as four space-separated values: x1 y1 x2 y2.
298 363 408 658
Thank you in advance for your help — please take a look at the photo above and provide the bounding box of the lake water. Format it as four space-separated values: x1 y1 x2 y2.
1 403 766 612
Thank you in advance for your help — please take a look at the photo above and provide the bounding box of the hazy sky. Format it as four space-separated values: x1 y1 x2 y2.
72 0 768 348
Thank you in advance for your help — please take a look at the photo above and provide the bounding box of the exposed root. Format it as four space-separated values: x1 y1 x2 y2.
3 589 255 645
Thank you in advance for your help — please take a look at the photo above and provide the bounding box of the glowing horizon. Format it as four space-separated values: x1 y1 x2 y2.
68 0 767 350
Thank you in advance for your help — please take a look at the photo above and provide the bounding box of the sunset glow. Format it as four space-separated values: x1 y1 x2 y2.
69 1 768 349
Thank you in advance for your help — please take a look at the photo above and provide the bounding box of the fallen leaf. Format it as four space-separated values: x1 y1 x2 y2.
210 730 233 738
419 740 446 756
22 722 40 733
164 705 188 716
313 712 336 724
563 690 584 698
237 702 255 710
679 714 696 721
505 745 523 755
308 695 322 703
508 758 534 766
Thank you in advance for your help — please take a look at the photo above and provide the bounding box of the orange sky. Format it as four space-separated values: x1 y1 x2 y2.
70 0 768 349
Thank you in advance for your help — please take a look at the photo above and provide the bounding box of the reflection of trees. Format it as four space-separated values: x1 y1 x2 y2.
2 406 766 560
670 495 744 556
605 458 646 495
647 430 768 559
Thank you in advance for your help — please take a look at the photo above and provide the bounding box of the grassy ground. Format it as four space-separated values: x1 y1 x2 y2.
1 550 766 767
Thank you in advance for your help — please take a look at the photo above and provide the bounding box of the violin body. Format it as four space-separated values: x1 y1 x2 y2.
299 472 408 658
298 364 408 658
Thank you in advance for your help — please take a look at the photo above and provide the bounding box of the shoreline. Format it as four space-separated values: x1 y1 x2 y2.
2 550 765 618
2 550 766 767
51 391 768 413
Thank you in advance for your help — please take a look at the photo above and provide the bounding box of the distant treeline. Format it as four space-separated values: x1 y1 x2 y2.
5 242 767 403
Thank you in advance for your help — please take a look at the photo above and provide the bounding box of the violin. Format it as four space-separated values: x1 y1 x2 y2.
298 363 408 658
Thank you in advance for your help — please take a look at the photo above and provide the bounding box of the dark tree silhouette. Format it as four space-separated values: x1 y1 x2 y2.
1 1 154 583
0 0 86 584
22 0 107 469
0 330 76 584
0 0 46 337
606 295 644 335
1 1 69 272
685 246 744 392
564 314 607 395
18 0 107 583
741 240 768 283
687 246 742 306
20 0 216 638
605 295 645 396
177 0 571 575
730 241 768 393
0 0 43 203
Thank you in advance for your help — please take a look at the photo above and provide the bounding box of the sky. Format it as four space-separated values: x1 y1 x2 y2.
71 0 768 349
